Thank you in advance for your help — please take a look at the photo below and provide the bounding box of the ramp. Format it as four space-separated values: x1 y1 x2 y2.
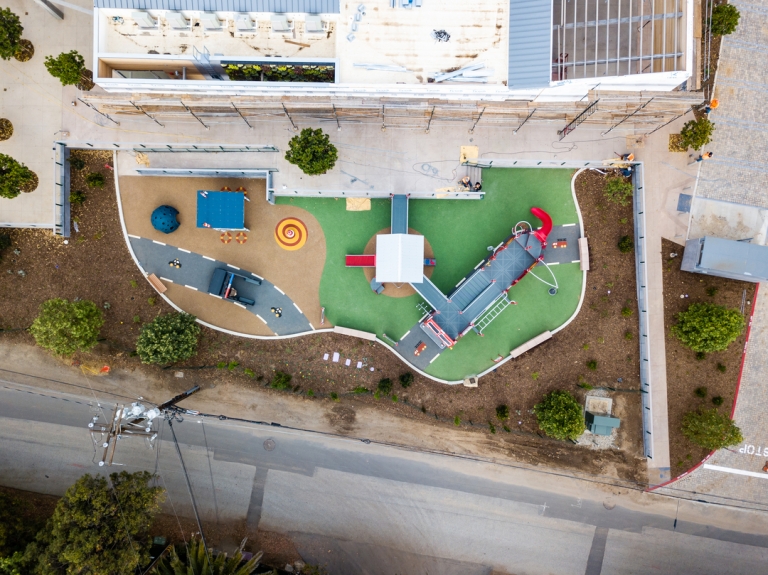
391 194 409 234
411 274 449 310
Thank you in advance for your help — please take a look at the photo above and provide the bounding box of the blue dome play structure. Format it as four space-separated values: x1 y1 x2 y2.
151 205 180 234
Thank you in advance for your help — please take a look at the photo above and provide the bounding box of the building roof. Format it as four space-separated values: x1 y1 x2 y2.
507 0 552 89
376 234 424 284
699 237 768 280
94 0 339 13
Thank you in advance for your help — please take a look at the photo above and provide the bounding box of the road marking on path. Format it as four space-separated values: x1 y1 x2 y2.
128 234 140 239
293 303 303 314
429 353 440 364
184 285 198 291
227 264 240 270
178 248 191 253
209 293 221 299
251 272 263 280
400 330 411 340
455 277 467 287
234 302 246 309
703 464 768 480
309 323 315 330
274 286 285 295
571 260 580 263
256 314 267 324
152 240 166 246
203 255 215 261
563 223 577 227
160 277 173 283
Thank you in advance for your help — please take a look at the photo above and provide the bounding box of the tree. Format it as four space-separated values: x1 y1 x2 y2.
136 312 200 364
29 298 104 356
711 4 740 36
604 176 633 206
671 302 745 353
533 390 585 441
44 50 86 87
679 117 715 151
0 153 38 199
25 472 164 575
284 128 338 175
682 408 743 450
153 538 262 575
0 9 23 61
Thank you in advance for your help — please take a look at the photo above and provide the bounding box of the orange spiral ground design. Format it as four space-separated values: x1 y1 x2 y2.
274 217 308 251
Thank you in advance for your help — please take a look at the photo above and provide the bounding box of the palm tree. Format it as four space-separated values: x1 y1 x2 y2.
152 537 264 575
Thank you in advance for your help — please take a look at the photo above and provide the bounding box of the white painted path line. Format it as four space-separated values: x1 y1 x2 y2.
293 303 303 313
563 223 577 227
227 264 240 270
400 330 411 340
203 255 216 261
429 353 440 364
274 286 285 295
548 262 560 266
128 234 140 239
184 285 198 291
234 302 246 309
209 293 222 299
152 240 166 246
455 277 467 288
178 248 191 253
256 314 267 324
251 272 263 280
571 260 580 264
473 260 484 270
703 464 768 480
309 322 315 330
160 277 173 283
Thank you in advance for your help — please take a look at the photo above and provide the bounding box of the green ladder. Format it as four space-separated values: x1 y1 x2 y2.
472 296 513 335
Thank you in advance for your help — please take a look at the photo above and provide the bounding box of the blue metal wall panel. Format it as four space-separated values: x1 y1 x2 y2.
94 0 339 13
508 0 552 89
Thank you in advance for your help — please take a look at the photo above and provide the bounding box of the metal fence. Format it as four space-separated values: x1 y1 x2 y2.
62 142 279 153
464 159 612 169
136 168 276 178
633 162 653 460
53 142 69 237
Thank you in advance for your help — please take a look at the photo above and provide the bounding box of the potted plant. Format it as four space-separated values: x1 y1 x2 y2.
44 50 94 90
0 118 12 141
0 8 34 62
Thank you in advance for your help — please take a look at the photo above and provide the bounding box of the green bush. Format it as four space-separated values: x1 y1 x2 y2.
706 286 718 297
69 189 86 205
618 235 634 253
85 172 105 188
604 176 633 206
352 386 368 394
679 117 715 151
624 331 634 340
399 372 414 388
44 50 86 86
0 8 23 61
671 302 745 353
377 378 392 394
586 360 598 371
29 298 104 356
711 4 740 36
0 153 38 199
68 157 86 171
271 371 292 390
135 312 200 365
285 128 338 175
330 391 339 402
224 63 335 83
694 386 708 398
243 367 255 378
496 404 510 421
621 307 633 317
0 233 10 260
533 390 585 441
453 415 461 427
682 408 742 450
717 363 726 373
712 396 724 406
695 351 706 361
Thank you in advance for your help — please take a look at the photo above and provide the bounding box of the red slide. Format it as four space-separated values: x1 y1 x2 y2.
346 254 376 267
530 207 553 243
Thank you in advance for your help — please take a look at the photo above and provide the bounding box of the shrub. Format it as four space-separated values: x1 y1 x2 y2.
453 415 461 427
682 408 743 450
671 302 745 353
621 307 633 317
85 172 105 188
227 361 239 371
496 404 510 421
586 360 598 370
604 176 633 206
679 117 715 151
399 372 414 388
531 371 539 380
711 4 740 36
0 8 23 61
69 189 86 205
216 361 227 369
712 396 724 406
694 386 708 399
68 156 86 171
243 368 255 378
706 286 718 297
377 378 392 394
0 153 38 198
330 391 339 402
695 351 706 361
306 389 315 397
29 298 104 356
135 312 200 365
618 235 634 253
625 331 634 340
284 128 338 175
271 371 292 390
147 297 156 306
352 386 368 394
132 315 141 324
717 363 726 373
488 421 496 434
44 50 86 86
533 390 585 441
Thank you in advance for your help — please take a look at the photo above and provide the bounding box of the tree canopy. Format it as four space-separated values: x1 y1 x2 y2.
153 538 262 575
44 51 85 86
711 4 740 36
533 390 585 441
671 302 745 353
0 154 37 199
136 312 201 364
679 117 715 151
682 408 743 450
284 128 338 175
0 9 23 61
25 471 164 575
29 298 104 356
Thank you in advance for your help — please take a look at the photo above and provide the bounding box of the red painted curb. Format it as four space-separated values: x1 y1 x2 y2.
646 283 761 493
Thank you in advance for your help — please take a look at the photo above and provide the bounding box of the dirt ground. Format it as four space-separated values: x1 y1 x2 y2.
661 239 756 478
0 153 646 483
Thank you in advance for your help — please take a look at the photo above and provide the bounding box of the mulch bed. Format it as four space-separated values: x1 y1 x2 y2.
0 153 646 482
662 239 755 478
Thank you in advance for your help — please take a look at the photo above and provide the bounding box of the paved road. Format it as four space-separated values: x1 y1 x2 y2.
1 382 768 575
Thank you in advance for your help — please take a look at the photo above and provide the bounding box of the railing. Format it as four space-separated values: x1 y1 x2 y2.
463 159 613 169
135 168 275 178
62 142 278 153
53 142 69 237
272 189 485 199
633 162 653 460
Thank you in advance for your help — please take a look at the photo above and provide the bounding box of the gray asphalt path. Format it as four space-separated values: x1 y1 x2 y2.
1 381 768 575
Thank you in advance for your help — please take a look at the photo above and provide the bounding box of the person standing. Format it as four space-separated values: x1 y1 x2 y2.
688 151 713 165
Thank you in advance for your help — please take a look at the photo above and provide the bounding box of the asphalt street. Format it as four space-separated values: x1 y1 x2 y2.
1 381 768 575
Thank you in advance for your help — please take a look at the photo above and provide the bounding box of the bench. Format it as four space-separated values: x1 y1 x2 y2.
146 273 167 294
237 296 255 306
510 331 552 358
578 237 590 271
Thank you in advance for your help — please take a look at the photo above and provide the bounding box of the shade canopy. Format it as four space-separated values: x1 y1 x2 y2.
375 234 424 284
196 191 245 230
151 205 179 234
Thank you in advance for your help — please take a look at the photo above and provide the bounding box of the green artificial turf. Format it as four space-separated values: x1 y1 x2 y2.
276 168 583 380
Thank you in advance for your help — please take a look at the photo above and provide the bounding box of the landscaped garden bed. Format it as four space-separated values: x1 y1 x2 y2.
224 63 335 83
661 238 755 479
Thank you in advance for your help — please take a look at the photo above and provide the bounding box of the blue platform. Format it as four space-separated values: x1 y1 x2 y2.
196 191 246 230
